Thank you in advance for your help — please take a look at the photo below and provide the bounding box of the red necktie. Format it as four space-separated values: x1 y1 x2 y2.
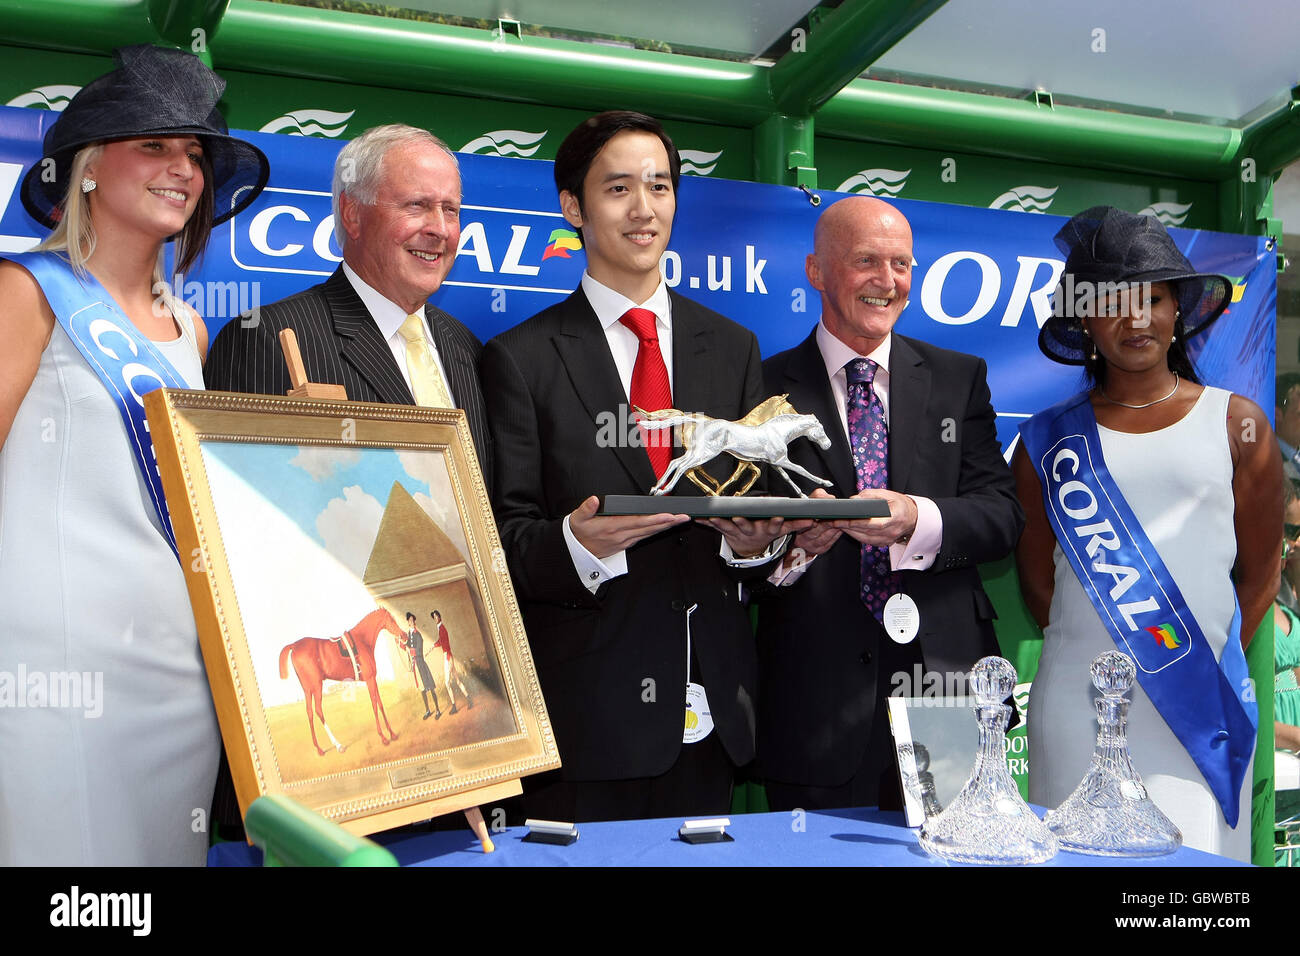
619 307 673 479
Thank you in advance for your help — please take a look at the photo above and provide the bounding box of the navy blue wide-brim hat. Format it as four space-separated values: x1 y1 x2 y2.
20 44 269 230
1038 205 1232 366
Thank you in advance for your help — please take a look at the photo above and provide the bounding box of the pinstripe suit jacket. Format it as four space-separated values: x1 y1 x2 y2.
204 267 493 489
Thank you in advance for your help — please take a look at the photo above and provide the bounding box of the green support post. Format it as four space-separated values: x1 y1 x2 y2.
769 0 948 116
147 0 230 65
753 113 815 187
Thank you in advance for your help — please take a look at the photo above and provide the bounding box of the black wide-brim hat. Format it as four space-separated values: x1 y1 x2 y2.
1038 205 1232 366
20 44 269 230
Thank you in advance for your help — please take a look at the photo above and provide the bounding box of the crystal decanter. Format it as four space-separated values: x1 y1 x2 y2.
1044 650 1181 856
918 656 1058 864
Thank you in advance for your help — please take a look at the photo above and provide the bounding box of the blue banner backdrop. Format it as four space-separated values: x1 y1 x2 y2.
0 105 1275 455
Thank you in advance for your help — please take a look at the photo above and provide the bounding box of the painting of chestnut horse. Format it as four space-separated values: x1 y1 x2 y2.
278 607 404 756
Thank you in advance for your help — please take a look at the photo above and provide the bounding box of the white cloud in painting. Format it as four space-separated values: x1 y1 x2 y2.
396 449 470 559
288 445 361 480
315 485 384 577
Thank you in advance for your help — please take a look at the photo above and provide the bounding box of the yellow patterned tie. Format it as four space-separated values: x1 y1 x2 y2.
397 313 453 408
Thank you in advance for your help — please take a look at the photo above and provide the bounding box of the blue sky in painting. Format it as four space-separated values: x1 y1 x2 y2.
201 442 431 545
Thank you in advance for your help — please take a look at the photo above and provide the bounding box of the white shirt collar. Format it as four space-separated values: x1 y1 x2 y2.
816 320 891 380
342 261 422 340
581 272 672 332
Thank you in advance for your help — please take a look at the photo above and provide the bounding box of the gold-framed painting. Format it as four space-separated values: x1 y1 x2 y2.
143 389 558 837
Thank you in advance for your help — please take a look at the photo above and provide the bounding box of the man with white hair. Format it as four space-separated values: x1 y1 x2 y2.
206 123 492 485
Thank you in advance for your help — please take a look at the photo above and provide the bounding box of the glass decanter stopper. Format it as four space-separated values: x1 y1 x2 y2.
1043 650 1181 856
918 657 1058 864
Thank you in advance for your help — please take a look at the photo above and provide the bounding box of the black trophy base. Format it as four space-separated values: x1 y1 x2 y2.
600 495 890 520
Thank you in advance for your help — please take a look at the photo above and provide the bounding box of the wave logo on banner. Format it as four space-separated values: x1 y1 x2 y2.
1137 201 1193 227
6 85 81 111
259 109 355 138
679 149 724 176
989 185 1059 213
835 168 911 197
460 129 547 158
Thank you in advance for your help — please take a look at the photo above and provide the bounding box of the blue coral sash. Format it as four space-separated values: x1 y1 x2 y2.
7 252 185 559
1020 392 1257 826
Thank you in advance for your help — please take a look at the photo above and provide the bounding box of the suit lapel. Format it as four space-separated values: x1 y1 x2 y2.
324 269 414 404
550 290 658 492
778 329 856 496
887 334 929 493
667 293 715 415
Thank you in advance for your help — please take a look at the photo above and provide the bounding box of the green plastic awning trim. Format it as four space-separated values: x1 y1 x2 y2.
3 0 1295 192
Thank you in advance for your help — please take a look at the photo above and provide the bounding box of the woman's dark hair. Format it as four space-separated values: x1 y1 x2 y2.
171 145 216 276
553 110 680 239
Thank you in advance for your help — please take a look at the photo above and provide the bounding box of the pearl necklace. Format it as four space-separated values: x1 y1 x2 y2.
1101 373 1180 409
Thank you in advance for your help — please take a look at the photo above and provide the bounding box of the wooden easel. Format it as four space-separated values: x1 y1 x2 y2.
278 328 348 399
276 326 502 853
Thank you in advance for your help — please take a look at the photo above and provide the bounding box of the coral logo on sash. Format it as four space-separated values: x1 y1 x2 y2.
678 149 723 176
460 129 547 157
6 84 81 111
1145 623 1182 650
542 228 581 261
1137 201 1193 227
260 109 355 138
989 185 1058 213
835 168 911 197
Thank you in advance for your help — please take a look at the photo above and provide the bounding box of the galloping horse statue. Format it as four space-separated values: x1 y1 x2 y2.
278 607 405 756
639 396 834 497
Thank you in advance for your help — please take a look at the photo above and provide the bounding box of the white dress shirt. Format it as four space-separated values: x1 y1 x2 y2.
562 272 782 593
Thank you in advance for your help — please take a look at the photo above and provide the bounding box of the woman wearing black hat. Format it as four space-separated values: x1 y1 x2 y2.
0 45 267 865
1013 207 1281 861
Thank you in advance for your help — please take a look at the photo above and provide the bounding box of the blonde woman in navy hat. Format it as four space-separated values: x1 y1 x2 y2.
0 45 267 865
1013 206 1280 860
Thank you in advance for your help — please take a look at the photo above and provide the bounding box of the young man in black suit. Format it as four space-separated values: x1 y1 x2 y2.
756 196 1024 811
205 124 492 488
481 111 798 823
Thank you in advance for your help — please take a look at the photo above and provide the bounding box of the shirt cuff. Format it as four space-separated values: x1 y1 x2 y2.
891 495 941 571
720 533 791 568
562 513 628 593
768 547 818 586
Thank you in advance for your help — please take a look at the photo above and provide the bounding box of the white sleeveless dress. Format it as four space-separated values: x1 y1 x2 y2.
0 290 219 865
1027 386 1252 861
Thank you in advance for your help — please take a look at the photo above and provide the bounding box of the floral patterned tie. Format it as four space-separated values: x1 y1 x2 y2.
846 358 899 621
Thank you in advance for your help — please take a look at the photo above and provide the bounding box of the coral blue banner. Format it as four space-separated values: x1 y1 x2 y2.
0 105 1275 454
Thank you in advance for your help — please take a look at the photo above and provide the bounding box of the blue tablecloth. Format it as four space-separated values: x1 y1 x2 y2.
208 806 1244 867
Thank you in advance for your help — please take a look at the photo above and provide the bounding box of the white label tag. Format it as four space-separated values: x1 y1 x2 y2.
883 593 920 644
683 682 714 743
